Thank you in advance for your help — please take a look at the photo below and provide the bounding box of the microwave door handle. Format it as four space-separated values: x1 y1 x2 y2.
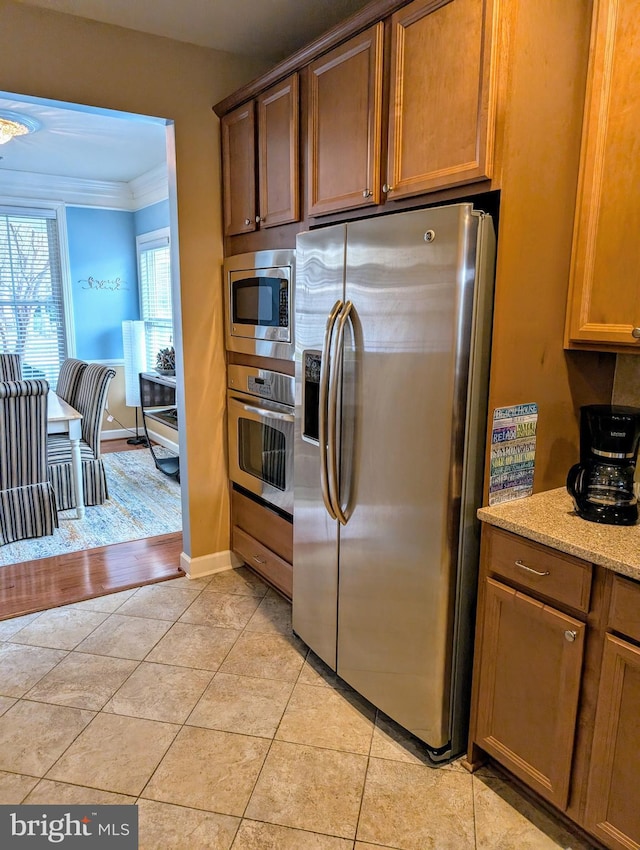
234 401 295 422
319 300 343 520
328 301 352 526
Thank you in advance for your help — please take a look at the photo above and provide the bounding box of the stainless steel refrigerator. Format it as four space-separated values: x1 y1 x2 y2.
292 203 496 760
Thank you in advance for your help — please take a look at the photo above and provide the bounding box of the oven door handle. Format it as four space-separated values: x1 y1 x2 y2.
232 400 295 422
328 301 352 526
319 300 343 520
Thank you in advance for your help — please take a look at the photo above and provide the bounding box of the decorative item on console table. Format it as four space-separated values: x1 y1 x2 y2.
155 346 175 376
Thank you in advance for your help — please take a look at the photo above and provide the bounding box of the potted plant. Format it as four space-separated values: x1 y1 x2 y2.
155 345 175 375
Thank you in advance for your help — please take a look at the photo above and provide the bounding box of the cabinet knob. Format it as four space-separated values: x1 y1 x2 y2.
362 189 372 199
256 216 262 223
382 183 393 194
564 630 577 642
632 327 640 339
244 218 251 226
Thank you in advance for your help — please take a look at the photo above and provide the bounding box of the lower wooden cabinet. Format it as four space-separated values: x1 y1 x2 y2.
231 488 293 599
584 633 640 850
474 577 585 809
469 524 640 850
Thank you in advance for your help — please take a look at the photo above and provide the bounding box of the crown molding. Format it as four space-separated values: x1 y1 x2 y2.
0 166 168 211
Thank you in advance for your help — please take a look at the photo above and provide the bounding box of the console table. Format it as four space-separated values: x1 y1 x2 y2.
139 372 180 481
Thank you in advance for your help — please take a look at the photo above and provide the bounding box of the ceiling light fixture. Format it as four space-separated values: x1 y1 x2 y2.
0 110 40 145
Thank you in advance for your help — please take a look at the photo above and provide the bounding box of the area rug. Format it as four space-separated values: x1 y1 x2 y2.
0 450 182 566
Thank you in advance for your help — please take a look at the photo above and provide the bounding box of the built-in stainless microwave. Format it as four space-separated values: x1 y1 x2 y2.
223 249 295 361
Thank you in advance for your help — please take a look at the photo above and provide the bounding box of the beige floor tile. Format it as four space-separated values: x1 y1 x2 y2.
276 683 375 754
142 726 269 816
115 584 201 621
297 652 352 691
355 844 401 850
187 672 293 738
473 766 596 850
0 643 68 697
245 740 367 839
0 696 16 715
357 757 475 850
0 771 39 803
179 592 262 629
232 819 354 849
0 700 94 776
24 779 136 805
25 652 139 710
145 621 241 670
137 799 239 850
74 614 172 660
46 712 179 796
0 612 41 640
371 713 448 766
219 632 307 683
10 608 109 650
203 567 269 598
70 588 138 613
103 661 213 723
244 593 292 635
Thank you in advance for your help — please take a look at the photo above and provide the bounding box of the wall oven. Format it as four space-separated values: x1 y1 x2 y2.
227 364 294 516
223 249 295 361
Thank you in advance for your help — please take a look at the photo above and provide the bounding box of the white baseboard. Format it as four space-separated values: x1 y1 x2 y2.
101 427 179 455
180 548 242 580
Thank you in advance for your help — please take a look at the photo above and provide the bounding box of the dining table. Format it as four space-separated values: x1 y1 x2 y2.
47 391 84 519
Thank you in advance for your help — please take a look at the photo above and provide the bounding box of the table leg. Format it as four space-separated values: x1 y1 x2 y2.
70 437 85 519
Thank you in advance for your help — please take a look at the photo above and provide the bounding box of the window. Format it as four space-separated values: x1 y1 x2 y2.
136 227 173 369
0 204 71 384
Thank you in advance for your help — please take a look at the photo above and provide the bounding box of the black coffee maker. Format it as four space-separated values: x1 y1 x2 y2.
566 404 640 525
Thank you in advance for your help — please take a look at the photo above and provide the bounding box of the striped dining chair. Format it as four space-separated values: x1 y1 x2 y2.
48 363 116 510
55 357 87 408
0 353 22 381
0 379 59 545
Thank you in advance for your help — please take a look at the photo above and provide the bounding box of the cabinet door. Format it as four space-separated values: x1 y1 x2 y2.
565 0 640 349
221 102 257 236
475 577 585 809
307 23 384 217
386 0 498 200
257 73 299 228
585 633 640 850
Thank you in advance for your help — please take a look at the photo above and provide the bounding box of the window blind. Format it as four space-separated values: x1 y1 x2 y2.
137 231 173 369
0 206 66 385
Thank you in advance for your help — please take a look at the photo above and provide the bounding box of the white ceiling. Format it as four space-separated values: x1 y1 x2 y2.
3 0 370 187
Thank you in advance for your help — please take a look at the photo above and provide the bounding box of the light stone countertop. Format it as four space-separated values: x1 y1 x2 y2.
477 488 640 582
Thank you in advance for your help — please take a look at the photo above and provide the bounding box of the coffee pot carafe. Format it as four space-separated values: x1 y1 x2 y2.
566 405 640 526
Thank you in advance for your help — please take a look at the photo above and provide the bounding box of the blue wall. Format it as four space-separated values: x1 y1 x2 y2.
66 201 170 360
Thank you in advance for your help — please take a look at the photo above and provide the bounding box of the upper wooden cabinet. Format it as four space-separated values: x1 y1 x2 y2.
565 0 640 351
385 0 499 200
221 102 256 236
307 23 384 217
257 75 300 228
221 73 299 236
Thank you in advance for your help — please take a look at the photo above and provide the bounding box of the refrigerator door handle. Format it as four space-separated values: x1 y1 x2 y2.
319 299 343 520
328 300 353 526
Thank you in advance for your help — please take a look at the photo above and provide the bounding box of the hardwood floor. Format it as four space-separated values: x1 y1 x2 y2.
0 437 184 621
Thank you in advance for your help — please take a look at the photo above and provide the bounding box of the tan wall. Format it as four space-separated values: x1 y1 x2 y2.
0 0 268 558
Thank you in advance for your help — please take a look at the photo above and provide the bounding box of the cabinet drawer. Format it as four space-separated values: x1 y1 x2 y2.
609 574 640 644
231 488 293 563
486 527 592 613
233 526 292 599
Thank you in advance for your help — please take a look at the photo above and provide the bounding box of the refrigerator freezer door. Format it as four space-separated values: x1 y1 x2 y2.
292 224 346 670
336 204 482 749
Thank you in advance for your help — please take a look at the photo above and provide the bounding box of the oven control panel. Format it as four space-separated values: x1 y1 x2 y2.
227 364 294 408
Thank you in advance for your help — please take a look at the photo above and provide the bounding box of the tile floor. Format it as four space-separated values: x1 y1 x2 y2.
0 567 598 850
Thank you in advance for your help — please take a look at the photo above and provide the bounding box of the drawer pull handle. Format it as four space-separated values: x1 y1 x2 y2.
564 630 577 642
253 554 267 565
514 559 550 577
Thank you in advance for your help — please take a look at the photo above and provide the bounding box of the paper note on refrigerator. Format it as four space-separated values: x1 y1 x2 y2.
489 403 538 506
